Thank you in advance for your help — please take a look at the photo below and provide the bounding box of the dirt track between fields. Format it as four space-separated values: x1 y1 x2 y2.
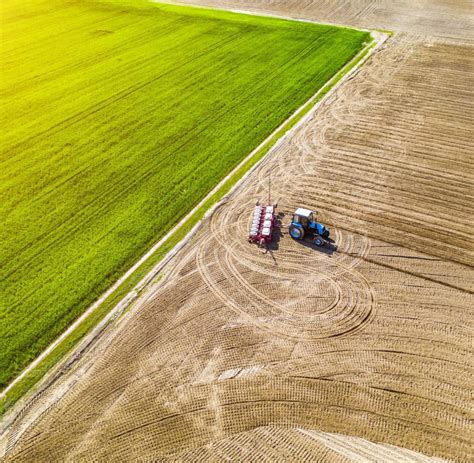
2 1 473 461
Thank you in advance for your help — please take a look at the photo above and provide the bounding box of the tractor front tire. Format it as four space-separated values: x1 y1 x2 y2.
314 237 324 247
289 225 304 240
322 230 330 239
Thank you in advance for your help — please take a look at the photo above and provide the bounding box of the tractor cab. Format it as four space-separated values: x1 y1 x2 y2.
289 207 330 246
292 208 314 228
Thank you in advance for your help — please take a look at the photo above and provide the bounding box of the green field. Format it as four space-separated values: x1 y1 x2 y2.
0 0 369 389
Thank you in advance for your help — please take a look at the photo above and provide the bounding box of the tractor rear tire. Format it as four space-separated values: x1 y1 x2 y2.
289 225 304 240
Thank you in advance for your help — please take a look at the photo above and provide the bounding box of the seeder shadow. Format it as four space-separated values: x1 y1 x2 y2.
266 212 284 252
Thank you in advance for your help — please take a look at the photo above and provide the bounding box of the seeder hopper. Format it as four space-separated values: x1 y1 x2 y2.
248 202 277 247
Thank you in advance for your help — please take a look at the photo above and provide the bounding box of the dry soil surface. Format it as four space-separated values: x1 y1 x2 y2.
2 1 473 461
180 0 474 41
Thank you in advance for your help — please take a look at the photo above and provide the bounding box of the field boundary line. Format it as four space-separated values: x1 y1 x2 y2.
0 14 388 423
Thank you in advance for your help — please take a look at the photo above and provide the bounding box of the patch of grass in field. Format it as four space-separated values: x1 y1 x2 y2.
0 0 369 389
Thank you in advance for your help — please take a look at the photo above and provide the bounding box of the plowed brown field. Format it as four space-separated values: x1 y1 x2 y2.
179 0 474 40
2 1 473 461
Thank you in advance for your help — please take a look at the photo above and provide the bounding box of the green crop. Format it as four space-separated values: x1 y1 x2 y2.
0 0 369 389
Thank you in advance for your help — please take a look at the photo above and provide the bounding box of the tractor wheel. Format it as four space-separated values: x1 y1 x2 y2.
289 225 304 240
314 237 324 247
322 230 330 239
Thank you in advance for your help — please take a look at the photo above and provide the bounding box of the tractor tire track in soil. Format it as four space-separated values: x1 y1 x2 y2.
1 1 473 461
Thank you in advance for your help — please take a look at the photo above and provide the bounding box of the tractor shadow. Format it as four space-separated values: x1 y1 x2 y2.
297 236 337 256
279 211 337 256
263 212 337 260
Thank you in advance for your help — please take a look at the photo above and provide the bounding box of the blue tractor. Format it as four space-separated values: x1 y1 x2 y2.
289 208 330 247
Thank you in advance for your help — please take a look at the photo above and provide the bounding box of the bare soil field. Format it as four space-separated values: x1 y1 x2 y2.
178 0 474 41
2 1 473 462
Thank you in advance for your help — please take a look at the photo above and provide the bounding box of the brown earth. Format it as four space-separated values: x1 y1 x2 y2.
2 1 473 461
179 0 474 41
